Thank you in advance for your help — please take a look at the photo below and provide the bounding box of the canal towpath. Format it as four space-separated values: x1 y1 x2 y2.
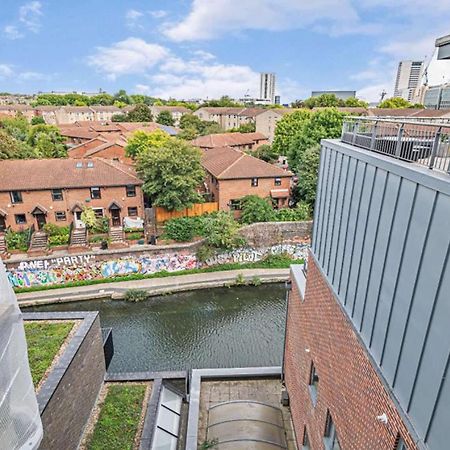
17 268 290 307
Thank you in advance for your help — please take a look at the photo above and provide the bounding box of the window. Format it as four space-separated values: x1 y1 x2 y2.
15 214 27 224
90 187 101 199
274 177 282 186
229 199 242 211
126 185 136 197
76 162 83 168
396 436 408 450
302 427 311 450
51 189 63 201
309 362 319 405
87 161 94 168
324 411 341 450
93 208 103 219
127 207 138 217
10 191 22 204
55 211 66 221
251 177 258 187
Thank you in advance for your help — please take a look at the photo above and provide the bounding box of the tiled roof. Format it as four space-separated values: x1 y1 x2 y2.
0 158 142 191
63 106 93 113
59 128 99 139
89 106 122 112
201 146 292 180
243 132 268 141
191 132 257 148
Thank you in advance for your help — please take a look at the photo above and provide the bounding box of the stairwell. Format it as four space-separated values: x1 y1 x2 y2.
0 233 8 258
109 226 128 247
70 227 88 248
28 231 49 254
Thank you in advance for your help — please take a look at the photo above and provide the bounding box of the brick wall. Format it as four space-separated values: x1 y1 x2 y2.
1 184 144 231
284 256 418 450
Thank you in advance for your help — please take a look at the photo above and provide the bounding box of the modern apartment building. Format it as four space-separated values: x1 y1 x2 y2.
284 117 450 449
394 60 424 101
260 72 276 103
423 84 450 110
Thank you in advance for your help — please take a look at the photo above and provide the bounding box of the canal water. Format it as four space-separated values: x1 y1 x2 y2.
28 284 287 373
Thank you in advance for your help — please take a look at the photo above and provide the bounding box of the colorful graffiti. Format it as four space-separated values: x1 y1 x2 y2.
7 243 308 288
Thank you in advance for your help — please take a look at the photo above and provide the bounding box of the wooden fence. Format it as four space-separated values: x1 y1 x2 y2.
155 202 219 223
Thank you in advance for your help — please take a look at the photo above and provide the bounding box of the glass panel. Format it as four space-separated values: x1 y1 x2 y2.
157 406 180 435
160 387 182 413
151 428 177 450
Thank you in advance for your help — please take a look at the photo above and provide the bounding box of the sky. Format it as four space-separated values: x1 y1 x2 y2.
1 0 450 103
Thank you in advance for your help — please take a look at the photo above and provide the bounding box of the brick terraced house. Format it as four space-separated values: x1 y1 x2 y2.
283 117 450 450
192 132 268 151
0 158 144 232
201 146 292 212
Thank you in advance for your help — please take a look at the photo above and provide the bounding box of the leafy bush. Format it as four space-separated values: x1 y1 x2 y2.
124 289 148 302
125 232 144 240
124 227 144 233
261 252 294 267
89 235 105 243
203 211 245 249
48 234 69 246
164 217 198 242
5 229 29 251
274 203 310 221
92 216 110 233
42 223 69 236
81 207 97 229
196 244 216 262
240 195 275 224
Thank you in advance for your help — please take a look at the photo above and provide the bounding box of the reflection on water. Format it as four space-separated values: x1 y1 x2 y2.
27 284 287 373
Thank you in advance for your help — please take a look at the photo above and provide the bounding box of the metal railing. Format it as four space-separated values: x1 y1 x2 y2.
341 117 450 174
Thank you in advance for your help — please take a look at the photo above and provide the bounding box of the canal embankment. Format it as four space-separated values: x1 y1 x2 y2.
18 268 290 306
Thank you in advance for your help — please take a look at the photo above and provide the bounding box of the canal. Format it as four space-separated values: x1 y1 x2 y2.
27 283 287 373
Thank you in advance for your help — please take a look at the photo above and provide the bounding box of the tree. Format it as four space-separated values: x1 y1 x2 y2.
156 110 175 126
178 114 223 138
111 113 128 122
89 93 114 105
136 139 205 210
203 211 243 249
294 145 321 207
288 108 345 173
344 97 368 107
272 109 311 157
126 129 171 158
80 207 97 229
31 116 46 125
179 114 202 130
240 195 275 224
202 96 243 107
228 122 256 133
177 127 199 140
0 130 30 159
378 97 414 108
113 89 131 104
252 144 278 163
127 103 153 122
27 124 67 158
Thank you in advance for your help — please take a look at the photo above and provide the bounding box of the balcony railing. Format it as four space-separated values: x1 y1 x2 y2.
341 117 450 174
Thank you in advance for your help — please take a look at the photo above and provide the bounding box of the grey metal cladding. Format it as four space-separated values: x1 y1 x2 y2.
312 139 450 449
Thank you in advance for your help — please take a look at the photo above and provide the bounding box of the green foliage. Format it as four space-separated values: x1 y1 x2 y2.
234 273 246 285
196 244 216 262
42 223 69 236
111 113 128 122
203 211 244 249
156 110 175 126
124 289 148 302
288 108 345 173
31 116 46 125
294 145 321 207
80 207 97 229
5 229 29 251
199 439 219 450
274 202 310 221
202 96 243 107
90 93 114 105
48 234 69 246
127 103 153 122
178 113 223 138
344 97 369 107
240 195 275 224
87 384 146 450
251 144 278 162
92 216 110 233
251 276 262 286
378 97 414 108
292 94 368 109
136 139 205 211
113 89 131 105
125 231 144 240
125 129 171 158
24 321 73 386
261 252 294 267
228 122 256 133
272 109 311 157
164 217 198 241
28 124 67 158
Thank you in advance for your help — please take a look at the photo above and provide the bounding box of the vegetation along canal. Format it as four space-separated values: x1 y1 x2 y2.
27 283 286 373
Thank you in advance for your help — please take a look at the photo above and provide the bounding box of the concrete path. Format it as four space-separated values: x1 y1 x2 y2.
17 268 290 307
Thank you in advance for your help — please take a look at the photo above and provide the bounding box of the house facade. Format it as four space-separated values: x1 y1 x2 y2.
149 105 190 125
201 146 292 212
283 120 450 449
0 158 144 232
193 107 265 130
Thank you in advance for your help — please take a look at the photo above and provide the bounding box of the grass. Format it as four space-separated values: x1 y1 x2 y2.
24 321 74 387
15 254 302 294
87 384 146 450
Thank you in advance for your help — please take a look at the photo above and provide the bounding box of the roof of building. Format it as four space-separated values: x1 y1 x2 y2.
59 128 99 139
201 146 292 180
152 105 190 113
243 132 268 141
62 106 94 113
89 106 122 112
0 158 142 191
192 132 257 148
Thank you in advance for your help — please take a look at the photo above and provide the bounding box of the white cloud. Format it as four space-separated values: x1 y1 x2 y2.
149 10 167 19
18 71 51 81
126 9 144 28
87 38 169 80
3 25 24 40
135 84 151 94
163 0 366 41
0 64 14 78
19 1 43 33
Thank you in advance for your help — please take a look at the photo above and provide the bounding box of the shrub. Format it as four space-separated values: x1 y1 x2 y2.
240 195 275 224
274 203 310 221
92 216 110 233
125 232 144 241
48 234 69 246
262 252 294 267
196 244 216 262
124 289 148 302
164 217 198 242
5 229 29 251
42 223 69 236
124 227 144 233
203 211 244 249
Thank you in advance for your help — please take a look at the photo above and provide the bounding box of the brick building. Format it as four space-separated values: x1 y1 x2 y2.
201 146 292 212
283 120 450 449
0 158 144 232
192 132 268 151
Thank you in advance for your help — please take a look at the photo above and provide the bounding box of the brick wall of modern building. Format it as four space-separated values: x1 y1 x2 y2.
210 176 291 211
284 257 419 450
0 185 144 231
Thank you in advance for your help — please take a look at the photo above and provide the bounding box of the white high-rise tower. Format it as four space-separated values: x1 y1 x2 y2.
394 60 424 101
260 73 276 103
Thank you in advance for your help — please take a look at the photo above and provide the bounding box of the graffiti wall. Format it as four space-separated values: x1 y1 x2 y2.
7 243 309 288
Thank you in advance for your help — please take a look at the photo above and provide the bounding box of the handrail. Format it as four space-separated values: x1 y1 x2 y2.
26 224 35 249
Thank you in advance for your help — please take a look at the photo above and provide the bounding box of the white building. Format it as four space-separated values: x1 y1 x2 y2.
260 73 276 104
394 60 424 101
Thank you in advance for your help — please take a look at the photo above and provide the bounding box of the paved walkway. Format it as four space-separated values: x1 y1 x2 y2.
17 269 290 307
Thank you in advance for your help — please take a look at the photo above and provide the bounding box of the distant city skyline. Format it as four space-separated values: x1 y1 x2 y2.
1 1 450 102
